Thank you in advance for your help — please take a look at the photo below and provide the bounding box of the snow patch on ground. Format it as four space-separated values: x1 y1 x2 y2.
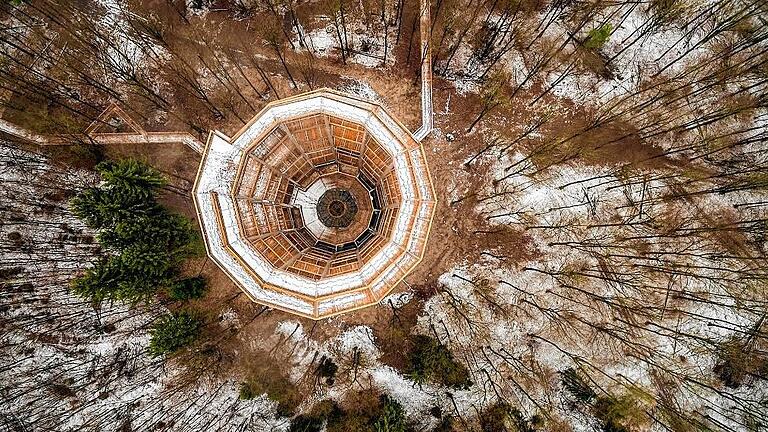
94 0 169 82
297 22 395 69
381 290 414 309
547 6 709 104
338 80 384 105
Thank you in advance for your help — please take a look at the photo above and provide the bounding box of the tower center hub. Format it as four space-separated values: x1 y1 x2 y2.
317 188 358 228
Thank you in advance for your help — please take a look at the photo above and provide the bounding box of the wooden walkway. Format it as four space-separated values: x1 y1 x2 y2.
0 105 204 154
414 0 434 141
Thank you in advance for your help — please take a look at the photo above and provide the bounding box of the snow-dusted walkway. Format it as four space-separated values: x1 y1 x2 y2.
413 0 433 141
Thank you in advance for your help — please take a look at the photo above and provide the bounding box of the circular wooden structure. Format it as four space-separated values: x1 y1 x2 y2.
193 89 436 319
